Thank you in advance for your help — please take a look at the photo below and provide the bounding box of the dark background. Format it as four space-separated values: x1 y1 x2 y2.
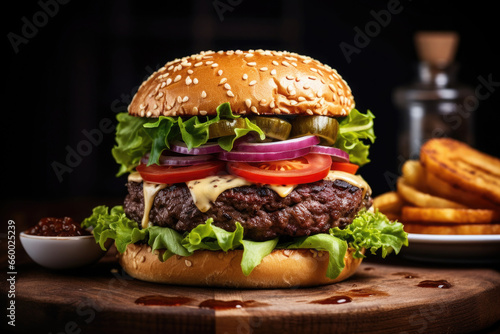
4 0 500 213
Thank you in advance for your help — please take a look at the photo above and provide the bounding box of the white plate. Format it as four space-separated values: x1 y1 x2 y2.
400 233 500 263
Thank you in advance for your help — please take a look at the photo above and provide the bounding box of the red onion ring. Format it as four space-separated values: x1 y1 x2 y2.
233 135 320 153
141 152 214 166
170 141 224 155
218 146 311 162
310 145 349 162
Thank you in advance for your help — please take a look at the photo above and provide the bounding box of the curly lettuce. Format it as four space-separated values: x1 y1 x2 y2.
335 109 376 166
82 206 407 279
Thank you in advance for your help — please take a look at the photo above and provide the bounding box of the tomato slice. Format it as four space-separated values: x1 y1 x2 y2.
331 161 359 174
227 153 331 185
136 161 226 184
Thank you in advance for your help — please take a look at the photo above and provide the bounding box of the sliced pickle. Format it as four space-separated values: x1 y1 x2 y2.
290 116 339 146
208 118 246 139
247 116 291 140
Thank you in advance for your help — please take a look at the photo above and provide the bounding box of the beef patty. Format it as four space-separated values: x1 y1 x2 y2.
124 179 372 241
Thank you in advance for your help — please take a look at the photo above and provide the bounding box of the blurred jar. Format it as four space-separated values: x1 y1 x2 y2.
393 31 475 160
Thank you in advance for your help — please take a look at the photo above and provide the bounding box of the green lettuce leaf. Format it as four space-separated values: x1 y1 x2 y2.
111 113 152 176
282 234 347 280
336 109 376 166
82 205 408 280
142 116 177 166
330 209 408 258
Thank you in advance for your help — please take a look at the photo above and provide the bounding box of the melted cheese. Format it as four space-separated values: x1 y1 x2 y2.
324 170 372 198
186 175 251 212
141 182 168 228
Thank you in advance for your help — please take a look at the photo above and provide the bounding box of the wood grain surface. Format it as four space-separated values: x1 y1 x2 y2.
2 245 500 334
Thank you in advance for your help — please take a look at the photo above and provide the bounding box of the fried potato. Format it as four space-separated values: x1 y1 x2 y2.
420 138 500 206
425 170 500 210
397 177 466 209
401 206 500 224
403 223 500 235
401 160 427 192
373 191 404 213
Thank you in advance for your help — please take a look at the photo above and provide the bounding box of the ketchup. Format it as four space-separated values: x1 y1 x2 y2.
25 217 90 236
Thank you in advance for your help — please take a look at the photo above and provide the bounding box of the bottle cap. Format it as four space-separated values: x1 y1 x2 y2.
414 31 459 67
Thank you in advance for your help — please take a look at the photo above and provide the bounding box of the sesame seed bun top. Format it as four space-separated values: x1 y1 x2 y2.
129 49 355 118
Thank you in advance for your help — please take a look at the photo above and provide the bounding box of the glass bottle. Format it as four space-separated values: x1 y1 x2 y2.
392 31 475 160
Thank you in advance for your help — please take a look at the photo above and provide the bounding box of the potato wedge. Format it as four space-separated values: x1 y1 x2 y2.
397 177 466 209
373 191 404 213
401 160 427 192
401 206 500 224
420 138 500 206
425 170 500 210
403 223 500 235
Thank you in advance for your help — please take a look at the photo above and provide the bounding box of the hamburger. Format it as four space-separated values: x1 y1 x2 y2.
83 49 408 288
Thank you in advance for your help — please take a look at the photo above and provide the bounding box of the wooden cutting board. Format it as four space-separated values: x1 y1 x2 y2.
4 247 500 334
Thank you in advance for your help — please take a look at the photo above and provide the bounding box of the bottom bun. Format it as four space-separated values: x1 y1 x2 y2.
119 243 363 288
403 223 500 235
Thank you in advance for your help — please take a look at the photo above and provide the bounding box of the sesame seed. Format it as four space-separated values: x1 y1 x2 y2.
167 65 174 70
282 61 290 67
289 90 296 96
291 62 298 67
177 96 182 103
298 97 306 102
247 62 256 66
205 60 213 65
251 106 258 114
227 90 235 97
290 100 298 106
259 67 268 71
139 104 145 109
194 62 203 67
309 76 317 80
146 111 152 117
201 91 207 98
259 99 267 106
310 68 318 73
329 83 337 92
187 69 193 74
242 73 248 80
306 109 313 115
245 53 254 58
211 63 219 68
217 69 223 76
185 76 192 85
160 82 166 88
224 83 231 90
286 75 294 80
303 59 312 64
156 92 164 99
219 78 227 85
185 260 192 267
193 78 199 84
182 96 189 103
245 99 252 108
270 69 277 75
192 107 198 113
272 60 279 66
174 75 182 82
249 80 257 86
270 101 275 108
235 50 243 55
181 62 191 67
200 110 208 116
166 78 172 86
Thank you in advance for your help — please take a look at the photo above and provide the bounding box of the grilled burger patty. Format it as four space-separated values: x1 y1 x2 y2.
124 179 372 241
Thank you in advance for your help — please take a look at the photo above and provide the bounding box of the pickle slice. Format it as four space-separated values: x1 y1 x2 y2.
248 116 291 140
208 118 246 139
290 116 339 146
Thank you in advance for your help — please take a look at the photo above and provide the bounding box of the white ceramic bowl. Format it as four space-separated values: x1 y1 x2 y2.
20 232 110 269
